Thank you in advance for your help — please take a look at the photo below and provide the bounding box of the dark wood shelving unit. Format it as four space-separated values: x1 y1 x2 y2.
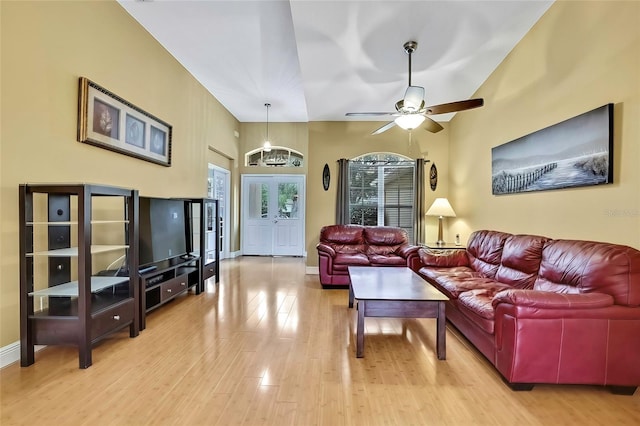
187 198 220 285
191 198 220 284
19 183 139 369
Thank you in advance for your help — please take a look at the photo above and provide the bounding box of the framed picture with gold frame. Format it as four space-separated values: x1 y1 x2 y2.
77 77 172 166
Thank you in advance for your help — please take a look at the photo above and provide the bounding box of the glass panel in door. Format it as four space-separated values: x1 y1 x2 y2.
272 178 304 256
248 183 268 219
243 180 273 255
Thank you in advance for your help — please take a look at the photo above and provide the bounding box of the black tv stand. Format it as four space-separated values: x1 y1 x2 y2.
138 255 201 330
139 265 158 274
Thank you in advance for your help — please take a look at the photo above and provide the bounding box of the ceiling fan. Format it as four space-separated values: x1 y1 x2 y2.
346 41 484 135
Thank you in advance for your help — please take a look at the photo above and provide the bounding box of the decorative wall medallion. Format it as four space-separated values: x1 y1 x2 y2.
430 163 438 191
322 163 330 191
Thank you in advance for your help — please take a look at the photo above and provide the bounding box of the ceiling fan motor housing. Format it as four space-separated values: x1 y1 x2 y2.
403 41 418 55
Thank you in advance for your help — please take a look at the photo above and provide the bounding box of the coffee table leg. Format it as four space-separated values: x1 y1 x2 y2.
356 300 365 357
436 301 446 360
349 283 354 308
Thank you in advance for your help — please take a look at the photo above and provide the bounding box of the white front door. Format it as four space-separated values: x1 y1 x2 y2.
242 175 305 256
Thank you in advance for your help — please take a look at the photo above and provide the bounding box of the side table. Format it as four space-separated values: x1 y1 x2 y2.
422 242 466 250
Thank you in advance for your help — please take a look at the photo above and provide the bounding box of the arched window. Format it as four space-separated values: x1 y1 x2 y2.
349 152 415 241
245 146 303 167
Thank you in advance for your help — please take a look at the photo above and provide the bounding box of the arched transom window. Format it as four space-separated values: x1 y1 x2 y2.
245 146 303 167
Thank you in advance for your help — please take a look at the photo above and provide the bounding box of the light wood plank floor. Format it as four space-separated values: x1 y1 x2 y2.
1 257 639 425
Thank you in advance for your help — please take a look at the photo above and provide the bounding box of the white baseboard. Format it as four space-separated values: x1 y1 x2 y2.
306 266 319 275
0 341 20 368
1 342 46 369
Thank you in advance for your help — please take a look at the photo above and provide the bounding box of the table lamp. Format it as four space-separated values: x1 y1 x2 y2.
426 198 456 245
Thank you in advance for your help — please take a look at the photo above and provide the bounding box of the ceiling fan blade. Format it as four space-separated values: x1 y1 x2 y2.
423 116 444 133
371 121 397 135
403 86 425 111
424 98 484 115
346 112 396 117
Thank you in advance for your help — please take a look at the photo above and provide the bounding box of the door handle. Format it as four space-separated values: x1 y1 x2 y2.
273 220 278 224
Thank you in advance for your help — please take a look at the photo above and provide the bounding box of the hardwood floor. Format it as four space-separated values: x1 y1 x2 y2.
2 257 639 425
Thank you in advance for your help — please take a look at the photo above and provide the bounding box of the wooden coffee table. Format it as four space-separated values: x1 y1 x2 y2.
348 266 449 359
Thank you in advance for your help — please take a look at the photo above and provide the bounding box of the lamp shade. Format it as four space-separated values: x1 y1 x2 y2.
426 198 456 217
395 114 425 130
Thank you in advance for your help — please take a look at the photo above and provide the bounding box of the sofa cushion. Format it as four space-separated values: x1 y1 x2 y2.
367 244 402 256
420 269 489 298
364 226 408 245
535 239 640 306
456 283 514 334
365 227 408 256
320 225 365 245
368 254 407 266
466 230 511 279
495 234 548 289
418 248 469 268
492 289 615 309
333 253 370 267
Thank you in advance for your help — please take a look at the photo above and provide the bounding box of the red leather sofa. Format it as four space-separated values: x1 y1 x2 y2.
316 225 420 288
414 230 640 394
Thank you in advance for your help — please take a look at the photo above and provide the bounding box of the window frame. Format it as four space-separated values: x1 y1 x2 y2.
348 153 415 242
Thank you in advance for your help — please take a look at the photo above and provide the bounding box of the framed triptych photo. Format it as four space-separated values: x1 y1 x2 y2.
77 77 172 166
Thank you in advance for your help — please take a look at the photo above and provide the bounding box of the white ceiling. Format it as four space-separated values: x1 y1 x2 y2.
118 0 553 123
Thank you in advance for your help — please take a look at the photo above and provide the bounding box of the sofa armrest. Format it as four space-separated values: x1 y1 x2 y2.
397 244 420 258
418 248 469 268
492 289 614 309
316 242 336 258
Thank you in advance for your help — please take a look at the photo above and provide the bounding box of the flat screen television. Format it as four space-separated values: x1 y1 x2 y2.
139 197 188 266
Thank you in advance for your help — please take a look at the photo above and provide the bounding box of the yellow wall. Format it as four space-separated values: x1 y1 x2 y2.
306 121 450 266
449 1 640 247
0 1 240 347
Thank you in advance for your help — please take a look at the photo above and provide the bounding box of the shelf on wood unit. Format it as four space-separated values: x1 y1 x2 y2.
26 220 129 225
27 245 129 257
28 276 130 297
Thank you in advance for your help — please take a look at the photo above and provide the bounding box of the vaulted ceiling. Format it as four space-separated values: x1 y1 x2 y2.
118 1 553 123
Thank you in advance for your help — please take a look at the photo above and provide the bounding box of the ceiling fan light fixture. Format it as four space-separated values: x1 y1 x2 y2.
395 114 426 130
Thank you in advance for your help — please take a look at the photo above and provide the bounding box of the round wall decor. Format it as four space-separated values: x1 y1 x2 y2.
429 163 438 191
322 163 330 191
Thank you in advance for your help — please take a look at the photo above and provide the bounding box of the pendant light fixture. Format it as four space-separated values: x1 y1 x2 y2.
263 103 272 152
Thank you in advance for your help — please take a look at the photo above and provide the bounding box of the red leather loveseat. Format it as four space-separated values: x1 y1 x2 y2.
316 225 420 288
414 230 640 394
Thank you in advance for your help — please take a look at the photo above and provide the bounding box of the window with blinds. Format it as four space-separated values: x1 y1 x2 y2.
348 153 415 242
